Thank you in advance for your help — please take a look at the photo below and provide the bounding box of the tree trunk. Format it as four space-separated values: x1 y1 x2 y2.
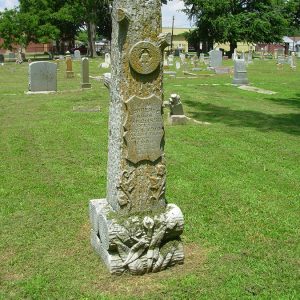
87 22 97 58
229 41 237 58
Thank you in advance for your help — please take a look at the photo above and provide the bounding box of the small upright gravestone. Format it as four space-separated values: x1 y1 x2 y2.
81 57 92 89
105 53 111 65
169 94 187 125
233 59 248 85
28 61 57 93
176 61 181 70
209 49 222 68
66 55 75 78
74 50 81 60
89 0 184 275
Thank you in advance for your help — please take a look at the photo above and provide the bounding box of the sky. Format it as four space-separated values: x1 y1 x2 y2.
0 0 192 28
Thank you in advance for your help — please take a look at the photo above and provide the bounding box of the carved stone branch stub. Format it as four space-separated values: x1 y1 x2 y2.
129 41 161 75
124 95 164 164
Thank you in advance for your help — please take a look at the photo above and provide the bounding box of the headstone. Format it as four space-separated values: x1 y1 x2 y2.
105 53 111 65
274 49 278 60
169 94 187 125
233 59 249 85
240 51 245 60
168 54 174 66
66 55 75 78
291 52 296 69
28 61 57 93
0 54 4 64
74 50 81 60
59 55 64 60
175 61 181 70
260 48 265 60
232 49 238 61
209 49 222 68
248 50 253 64
89 0 184 275
81 57 92 89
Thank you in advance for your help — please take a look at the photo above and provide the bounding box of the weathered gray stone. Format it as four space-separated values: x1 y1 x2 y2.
209 49 222 68
105 53 111 65
28 61 57 92
233 59 248 85
89 0 184 275
74 50 81 60
81 57 92 89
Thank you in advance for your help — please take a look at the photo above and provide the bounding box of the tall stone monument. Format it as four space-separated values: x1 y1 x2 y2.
89 0 184 275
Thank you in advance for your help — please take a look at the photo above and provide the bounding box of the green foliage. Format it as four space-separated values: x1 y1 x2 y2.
0 58 299 299
183 0 291 54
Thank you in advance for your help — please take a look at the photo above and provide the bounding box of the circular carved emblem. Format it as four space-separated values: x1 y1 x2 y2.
129 41 161 75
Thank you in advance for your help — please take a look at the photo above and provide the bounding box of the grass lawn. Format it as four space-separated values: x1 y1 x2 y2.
0 57 299 299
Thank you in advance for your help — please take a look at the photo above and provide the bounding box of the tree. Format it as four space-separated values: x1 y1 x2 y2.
183 0 290 56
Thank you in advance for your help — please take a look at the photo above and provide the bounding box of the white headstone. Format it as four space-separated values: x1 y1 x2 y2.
28 62 57 92
105 53 111 65
74 50 81 60
176 61 181 70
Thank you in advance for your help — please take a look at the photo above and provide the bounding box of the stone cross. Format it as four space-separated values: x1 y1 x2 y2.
66 55 74 78
81 57 92 89
89 0 184 275
28 61 57 93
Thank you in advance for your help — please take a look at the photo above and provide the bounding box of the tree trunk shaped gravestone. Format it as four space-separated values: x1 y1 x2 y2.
89 0 185 275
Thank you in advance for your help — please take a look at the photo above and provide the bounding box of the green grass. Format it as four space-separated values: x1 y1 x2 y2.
0 58 299 299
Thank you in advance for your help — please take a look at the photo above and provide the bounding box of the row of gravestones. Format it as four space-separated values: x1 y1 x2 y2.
28 56 91 93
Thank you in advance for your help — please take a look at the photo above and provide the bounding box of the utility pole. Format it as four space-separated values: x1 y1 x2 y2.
170 16 175 54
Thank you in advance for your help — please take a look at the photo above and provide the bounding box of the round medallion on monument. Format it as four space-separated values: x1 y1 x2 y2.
129 41 161 75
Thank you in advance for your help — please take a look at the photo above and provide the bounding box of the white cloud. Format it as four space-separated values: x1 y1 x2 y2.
162 0 193 28
0 0 19 11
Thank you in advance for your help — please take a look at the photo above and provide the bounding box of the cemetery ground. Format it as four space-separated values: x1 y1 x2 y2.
0 58 299 300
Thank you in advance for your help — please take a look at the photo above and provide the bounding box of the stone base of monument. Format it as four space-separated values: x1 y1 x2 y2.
89 199 184 275
81 83 92 89
233 74 249 85
66 71 75 78
169 115 188 125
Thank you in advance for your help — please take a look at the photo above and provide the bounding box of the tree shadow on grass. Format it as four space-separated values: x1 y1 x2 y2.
185 101 300 136
264 94 300 110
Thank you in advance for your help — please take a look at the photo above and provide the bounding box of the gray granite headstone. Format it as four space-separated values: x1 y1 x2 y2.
81 57 91 89
233 59 248 85
74 50 81 60
209 49 222 68
28 61 57 92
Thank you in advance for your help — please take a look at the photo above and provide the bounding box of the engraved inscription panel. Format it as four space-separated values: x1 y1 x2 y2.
124 95 163 164
129 41 161 75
